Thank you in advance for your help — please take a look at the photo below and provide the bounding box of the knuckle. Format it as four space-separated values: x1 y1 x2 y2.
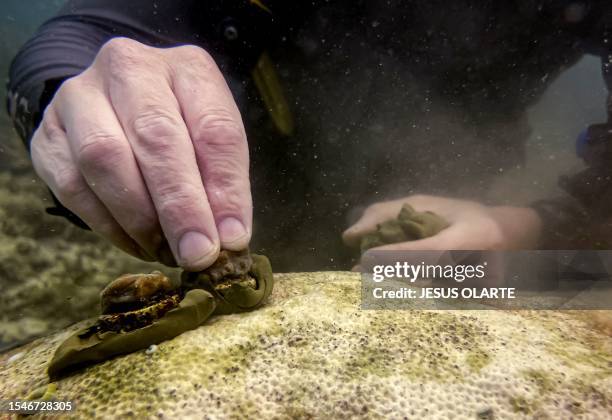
193 112 248 188
155 181 201 215
132 110 182 152
39 116 63 142
107 62 141 85
30 122 66 184
55 77 83 100
54 168 87 202
100 37 143 60
29 131 43 159
100 38 160 82
76 132 125 170
192 111 245 151
30 136 48 179
208 186 247 216
206 159 241 182
175 45 215 67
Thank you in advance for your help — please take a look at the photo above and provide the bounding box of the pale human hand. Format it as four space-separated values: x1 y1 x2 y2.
31 37 251 271
343 195 543 260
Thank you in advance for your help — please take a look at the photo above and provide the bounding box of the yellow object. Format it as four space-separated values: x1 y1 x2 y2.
249 0 272 14
252 52 295 136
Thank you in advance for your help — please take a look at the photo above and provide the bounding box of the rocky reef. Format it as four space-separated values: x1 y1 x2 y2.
1 272 611 418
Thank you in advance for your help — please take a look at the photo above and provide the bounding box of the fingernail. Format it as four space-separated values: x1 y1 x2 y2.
178 231 217 268
218 217 248 247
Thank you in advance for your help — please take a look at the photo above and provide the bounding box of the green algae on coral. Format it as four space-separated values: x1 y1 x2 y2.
523 369 555 393
465 350 491 372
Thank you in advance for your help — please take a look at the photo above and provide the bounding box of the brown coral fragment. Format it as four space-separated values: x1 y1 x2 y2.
100 271 176 314
199 249 253 283
181 253 274 315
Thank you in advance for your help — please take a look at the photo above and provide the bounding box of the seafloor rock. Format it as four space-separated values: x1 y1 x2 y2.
1 272 611 418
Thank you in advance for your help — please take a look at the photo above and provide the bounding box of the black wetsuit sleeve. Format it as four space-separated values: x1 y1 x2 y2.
532 3 612 248
6 0 276 147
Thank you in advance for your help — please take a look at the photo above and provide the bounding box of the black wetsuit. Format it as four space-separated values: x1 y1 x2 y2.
7 0 612 270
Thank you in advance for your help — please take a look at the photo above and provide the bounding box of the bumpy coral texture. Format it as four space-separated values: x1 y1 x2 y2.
1 272 611 419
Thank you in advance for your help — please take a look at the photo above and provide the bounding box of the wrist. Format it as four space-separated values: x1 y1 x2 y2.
490 205 543 249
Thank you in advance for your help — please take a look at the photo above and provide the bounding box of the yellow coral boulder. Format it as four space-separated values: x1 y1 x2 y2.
1 272 611 418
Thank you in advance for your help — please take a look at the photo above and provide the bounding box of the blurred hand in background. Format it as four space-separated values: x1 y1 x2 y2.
343 195 543 268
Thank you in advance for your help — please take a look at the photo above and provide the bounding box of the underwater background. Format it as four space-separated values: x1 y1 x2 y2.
0 0 608 349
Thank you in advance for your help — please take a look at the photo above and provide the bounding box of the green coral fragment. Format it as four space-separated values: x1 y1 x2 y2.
47 289 215 380
360 203 449 252
46 254 274 380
